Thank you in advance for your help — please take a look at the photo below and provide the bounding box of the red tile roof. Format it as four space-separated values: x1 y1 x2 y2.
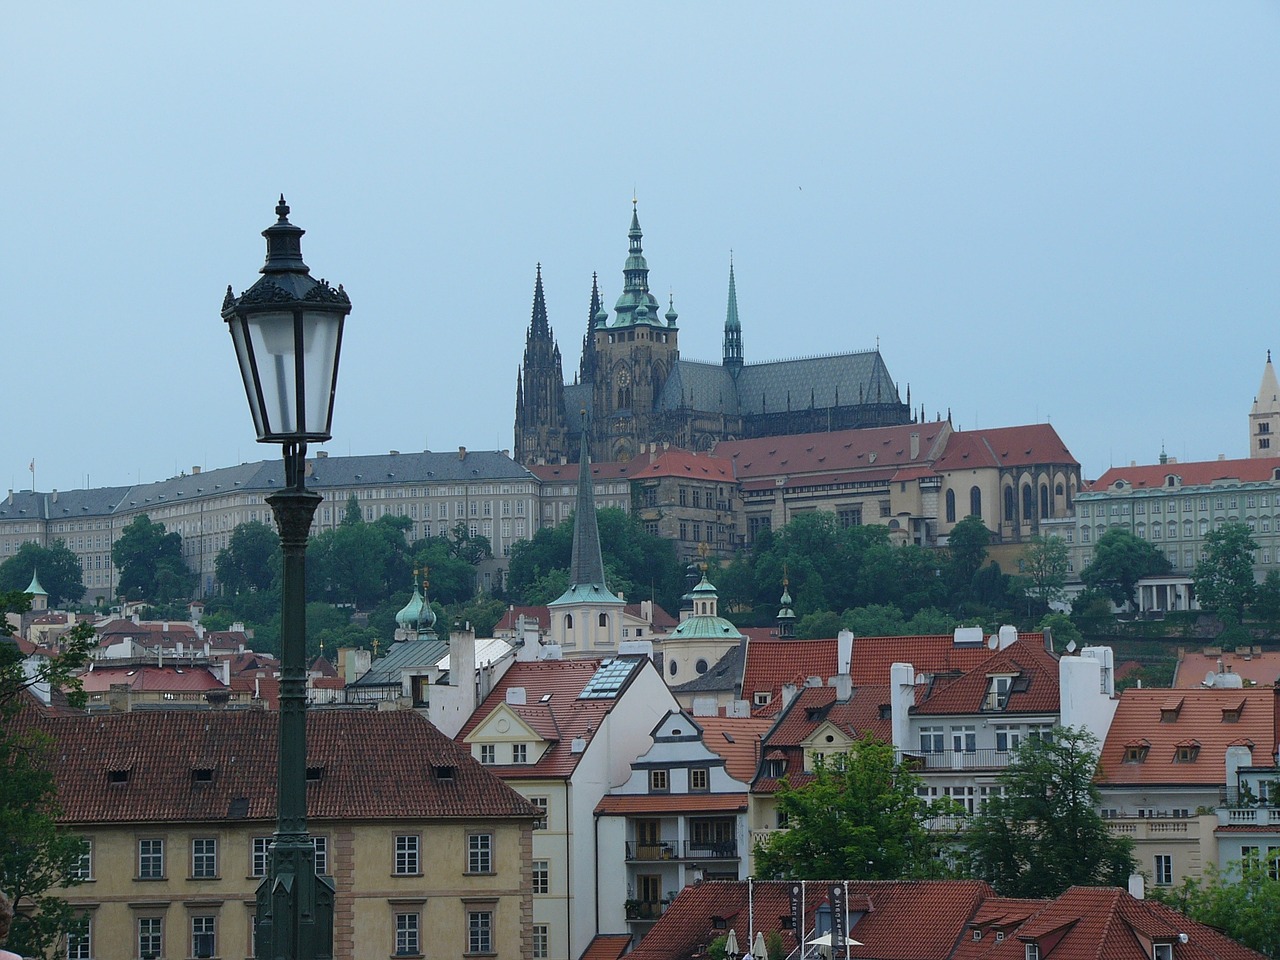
715 423 950 480
848 635 999 686
1089 455 1280 491
40 709 536 824
78 664 225 693
694 716 773 782
626 879 994 960
742 639 838 708
639 449 735 481
529 454 659 482
1173 649 1280 689
753 685 892 793
455 657 648 779
911 640 1060 716
595 794 747 815
579 934 632 960
932 424 1078 471
1097 687 1277 787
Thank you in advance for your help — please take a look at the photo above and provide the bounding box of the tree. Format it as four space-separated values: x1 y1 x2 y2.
1 590 95 955
1080 528 1171 610
0 541 85 608
1254 569 1280 622
214 521 279 595
945 516 991 605
1194 522 1258 626
111 515 194 602
1155 853 1280 958
964 726 1134 897
1020 535 1070 608
1038 611 1082 654
754 734 957 881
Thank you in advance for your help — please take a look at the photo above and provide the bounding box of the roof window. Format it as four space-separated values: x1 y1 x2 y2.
191 767 214 783
1123 740 1151 764
108 768 130 784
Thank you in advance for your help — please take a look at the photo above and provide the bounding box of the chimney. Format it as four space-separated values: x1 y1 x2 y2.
780 682 798 709
890 663 915 750
458 446 467 460
51 489 58 503
997 625 1017 650
910 432 920 460
837 629 854 675
192 465 201 475
830 675 852 701
317 451 328 459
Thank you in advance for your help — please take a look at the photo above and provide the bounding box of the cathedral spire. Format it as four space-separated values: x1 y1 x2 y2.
549 414 622 608
614 199 659 326
580 272 601 384
723 253 744 375
530 263 550 337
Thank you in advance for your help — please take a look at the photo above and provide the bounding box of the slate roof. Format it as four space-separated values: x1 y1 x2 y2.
455 657 650 780
1097 687 1277 787
669 643 745 696
1088 455 1280 492
931 424 1078 472
625 879 993 960
658 351 902 419
715 422 949 481
847 634 998 686
910 639 1060 717
42 709 537 824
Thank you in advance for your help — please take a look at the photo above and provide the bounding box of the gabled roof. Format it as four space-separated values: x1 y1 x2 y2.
932 423 1078 472
42 709 535 824
911 639 1060 717
1097 687 1277 787
638 449 736 481
456 657 649 779
741 638 838 708
579 934 632 960
625 879 994 960
1088 455 1280 492
528 454 658 483
715 422 948 481
847 634 998 686
694 715 773 782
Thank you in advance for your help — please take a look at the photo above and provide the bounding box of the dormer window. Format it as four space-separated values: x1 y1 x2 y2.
512 743 528 764
985 675 1014 711
1160 697 1184 723
1025 945 1040 960
1174 740 1200 763
1153 945 1174 960
1124 740 1151 764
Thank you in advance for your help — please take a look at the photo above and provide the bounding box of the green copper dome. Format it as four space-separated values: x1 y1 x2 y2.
395 585 425 628
25 568 47 597
671 576 744 642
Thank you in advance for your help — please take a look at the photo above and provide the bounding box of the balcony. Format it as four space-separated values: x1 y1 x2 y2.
625 900 668 922
897 749 1014 771
625 840 739 861
1218 806 1280 827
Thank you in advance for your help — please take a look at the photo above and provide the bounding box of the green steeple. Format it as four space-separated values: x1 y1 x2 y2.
776 574 796 639
670 574 744 642
550 416 623 607
612 199 662 327
25 567 47 598
723 255 743 374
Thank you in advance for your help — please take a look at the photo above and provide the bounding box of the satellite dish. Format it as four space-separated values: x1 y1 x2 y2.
1204 671 1216 687
987 634 999 650
1066 639 1077 654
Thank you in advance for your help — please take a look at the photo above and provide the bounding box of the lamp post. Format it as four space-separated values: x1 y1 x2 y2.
223 196 349 960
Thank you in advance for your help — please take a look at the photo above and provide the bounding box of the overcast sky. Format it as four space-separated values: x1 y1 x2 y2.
4 3 1278 495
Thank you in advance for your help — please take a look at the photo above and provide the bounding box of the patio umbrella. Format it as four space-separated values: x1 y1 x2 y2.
805 933 863 947
753 931 768 960
726 929 739 959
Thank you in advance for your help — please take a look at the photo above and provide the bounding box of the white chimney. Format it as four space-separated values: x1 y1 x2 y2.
997 625 1017 650
837 629 853 675
890 663 915 751
506 687 527 705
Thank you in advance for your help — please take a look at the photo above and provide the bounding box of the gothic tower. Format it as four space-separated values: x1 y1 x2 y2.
722 255 743 376
1250 350 1280 458
514 265 570 464
579 273 601 387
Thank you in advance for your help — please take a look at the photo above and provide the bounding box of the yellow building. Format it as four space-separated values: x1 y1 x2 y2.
44 708 535 960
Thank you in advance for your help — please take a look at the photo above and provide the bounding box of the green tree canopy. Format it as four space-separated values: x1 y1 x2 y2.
1193 521 1258 626
1020 534 1070 608
964 726 1134 898
754 734 957 881
214 520 279 595
945 516 991 606
1080 528 1172 610
1155 852 1280 958
1 590 96 955
0 541 85 607
111 514 194 602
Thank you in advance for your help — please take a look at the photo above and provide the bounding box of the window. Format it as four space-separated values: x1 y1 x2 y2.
946 488 956 523
192 915 216 958
995 725 1021 753
649 769 669 792
395 912 420 956
533 924 549 959
252 837 271 878
138 916 163 959
986 675 1012 710
1154 945 1174 960
66 917 92 960
138 838 165 879
1154 854 1173 886
313 835 328 875
467 910 494 954
919 727 944 753
970 486 982 518
512 743 528 764
71 839 93 880
690 768 710 792
951 725 977 753
532 860 549 894
468 833 493 874
530 797 549 830
480 744 495 765
191 837 217 878
395 835 420 875
1025 944 1040 960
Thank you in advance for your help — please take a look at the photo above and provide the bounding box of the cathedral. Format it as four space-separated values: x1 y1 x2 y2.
514 203 913 465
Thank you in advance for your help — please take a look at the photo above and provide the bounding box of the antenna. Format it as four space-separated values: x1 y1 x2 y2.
1204 671 1216 687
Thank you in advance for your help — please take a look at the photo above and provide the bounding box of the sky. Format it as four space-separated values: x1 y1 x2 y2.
3 3 1278 494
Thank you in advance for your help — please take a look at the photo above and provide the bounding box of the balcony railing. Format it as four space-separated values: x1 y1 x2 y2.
897 749 1013 771
1219 806 1280 826
625 840 739 860
625 900 667 921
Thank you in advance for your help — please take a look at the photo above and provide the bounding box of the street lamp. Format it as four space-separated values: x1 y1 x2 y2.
223 196 349 960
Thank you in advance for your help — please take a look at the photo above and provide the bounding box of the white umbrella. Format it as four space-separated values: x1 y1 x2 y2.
753 931 768 960
805 933 863 947
726 929 740 958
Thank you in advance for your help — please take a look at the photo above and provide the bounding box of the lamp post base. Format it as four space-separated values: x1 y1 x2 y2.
255 836 335 960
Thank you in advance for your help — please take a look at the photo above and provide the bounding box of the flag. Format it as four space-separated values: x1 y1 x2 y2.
28 459 35 473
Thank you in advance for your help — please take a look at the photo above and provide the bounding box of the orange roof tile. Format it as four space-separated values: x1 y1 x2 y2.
694 716 773 783
933 424 1078 472
595 794 747 815
1173 649 1280 688
41 709 536 825
847 634 999 685
579 934 631 960
1089 455 1280 491
78 664 225 693
742 639 838 708
1097 687 1277 787
715 423 950 480
911 640 1060 716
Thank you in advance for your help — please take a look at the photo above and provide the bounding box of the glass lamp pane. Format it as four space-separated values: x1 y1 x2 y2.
245 310 297 437
300 310 341 438
229 319 267 439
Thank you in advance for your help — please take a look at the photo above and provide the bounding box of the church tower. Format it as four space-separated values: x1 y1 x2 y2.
1250 351 1280 458
592 200 681 461
579 273 601 387
514 265 570 464
722 256 743 376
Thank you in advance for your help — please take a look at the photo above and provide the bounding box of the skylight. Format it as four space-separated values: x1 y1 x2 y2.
578 657 641 699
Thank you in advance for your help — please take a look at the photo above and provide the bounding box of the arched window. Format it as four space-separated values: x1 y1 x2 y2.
564 614 574 630
598 612 608 628
970 486 982 519
946 489 956 523
1040 484 1050 518
1022 484 1036 522
1004 486 1017 523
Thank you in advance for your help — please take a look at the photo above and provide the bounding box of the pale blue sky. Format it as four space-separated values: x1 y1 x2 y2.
3 3 1278 493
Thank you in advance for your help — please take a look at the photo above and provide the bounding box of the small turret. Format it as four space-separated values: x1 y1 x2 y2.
776 574 796 639
723 255 743 376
